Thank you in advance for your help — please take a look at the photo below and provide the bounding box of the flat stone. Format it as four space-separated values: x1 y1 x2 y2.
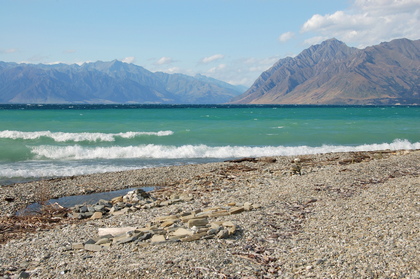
110 196 123 203
95 238 111 245
72 242 84 250
98 227 137 237
84 244 109 252
229 207 245 214
180 214 197 222
80 212 94 218
181 232 208 242
210 222 223 229
160 220 175 228
208 210 230 217
90 212 103 220
16 271 30 278
111 207 132 216
155 215 179 222
114 235 138 245
150 234 166 243
207 228 220 235
187 218 208 228
171 228 194 237
84 239 96 245
136 232 152 242
160 200 172 206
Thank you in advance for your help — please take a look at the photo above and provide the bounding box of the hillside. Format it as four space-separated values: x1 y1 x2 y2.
231 38 420 105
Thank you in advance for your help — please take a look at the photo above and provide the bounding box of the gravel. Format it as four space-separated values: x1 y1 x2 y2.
0 150 419 278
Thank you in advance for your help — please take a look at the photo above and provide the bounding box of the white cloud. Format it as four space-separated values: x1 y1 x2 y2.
207 63 226 74
0 48 18 54
278 32 294 42
301 0 420 47
155 56 174 65
122 56 136 64
201 54 225 63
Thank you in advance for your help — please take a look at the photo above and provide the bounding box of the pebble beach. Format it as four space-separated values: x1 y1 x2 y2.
0 149 419 278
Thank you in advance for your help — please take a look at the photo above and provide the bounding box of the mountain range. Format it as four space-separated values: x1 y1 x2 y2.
1 38 419 105
231 38 420 105
0 60 245 104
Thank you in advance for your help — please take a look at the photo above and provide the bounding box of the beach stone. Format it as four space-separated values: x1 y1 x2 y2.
181 232 208 242
95 238 111 245
172 228 194 237
84 244 109 252
216 229 229 239
16 271 30 278
93 204 106 212
90 212 103 220
114 235 139 245
207 228 221 235
155 215 179 222
110 196 123 204
136 232 153 242
210 222 223 229
222 221 237 235
208 210 230 217
229 207 245 214
180 214 198 222
160 200 172 206
98 227 137 237
244 202 253 211
71 243 84 250
84 239 96 245
150 234 166 243
80 212 94 219
97 199 112 207
110 207 132 216
160 220 175 228
187 218 208 228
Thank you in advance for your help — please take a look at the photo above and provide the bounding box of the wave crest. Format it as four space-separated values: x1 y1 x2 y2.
0 130 173 142
31 139 420 160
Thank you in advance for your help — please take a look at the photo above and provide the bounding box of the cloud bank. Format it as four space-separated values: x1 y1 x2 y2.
301 0 420 47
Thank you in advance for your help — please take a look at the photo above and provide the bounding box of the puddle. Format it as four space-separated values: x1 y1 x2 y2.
18 186 155 215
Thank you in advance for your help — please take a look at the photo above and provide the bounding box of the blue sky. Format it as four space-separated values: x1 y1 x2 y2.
1 0 419 86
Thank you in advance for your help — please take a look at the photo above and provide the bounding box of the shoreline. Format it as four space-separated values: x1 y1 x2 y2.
0 149 410 217
1 149 419 278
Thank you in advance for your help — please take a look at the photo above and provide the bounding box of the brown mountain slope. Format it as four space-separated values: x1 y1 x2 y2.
231 38 420 105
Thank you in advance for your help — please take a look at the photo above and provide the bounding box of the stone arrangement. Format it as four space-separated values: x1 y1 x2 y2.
70 189 258 251
70 189 193 220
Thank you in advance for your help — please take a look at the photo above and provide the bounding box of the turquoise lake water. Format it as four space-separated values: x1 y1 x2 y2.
0 104 419 185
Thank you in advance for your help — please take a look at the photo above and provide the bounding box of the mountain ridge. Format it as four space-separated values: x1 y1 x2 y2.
231 38 420 105
0 60 244 104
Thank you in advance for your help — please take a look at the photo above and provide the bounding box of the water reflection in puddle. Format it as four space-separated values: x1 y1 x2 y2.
19 186 155 215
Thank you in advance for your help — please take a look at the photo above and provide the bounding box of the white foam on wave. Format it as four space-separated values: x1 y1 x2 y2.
30 139 420 160
0 163 140 180
0 130 173 142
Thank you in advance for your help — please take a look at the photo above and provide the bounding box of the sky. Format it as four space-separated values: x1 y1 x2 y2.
1 0 419 87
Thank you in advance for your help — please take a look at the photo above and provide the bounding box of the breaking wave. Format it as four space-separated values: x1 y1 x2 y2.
31 139 420 160
0 130 173 142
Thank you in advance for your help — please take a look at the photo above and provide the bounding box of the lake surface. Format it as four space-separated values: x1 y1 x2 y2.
1 104 419 185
